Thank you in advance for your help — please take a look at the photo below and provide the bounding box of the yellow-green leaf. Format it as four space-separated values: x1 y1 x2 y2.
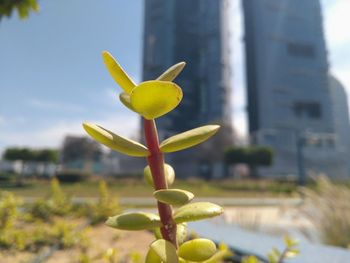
173 202 224 223
83 123 149 157
242 256 259 263
203 249 233 263
150 239 178 263
119 92 136 112
157 62 186 81
145 247 162 263
178 238 216 262
130 81 183 119
102 51 136 94
160 125 220 153
154 223 187 245
176 223 188 245
203 242 233 263
153 189 194 206
105 212 161 230
283 235 299 248
144 163 175 188
285 249 300 258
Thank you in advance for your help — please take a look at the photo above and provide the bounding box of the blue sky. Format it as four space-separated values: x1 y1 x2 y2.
0 0 349 152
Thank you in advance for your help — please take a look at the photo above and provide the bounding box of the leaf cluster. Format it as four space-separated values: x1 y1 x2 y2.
241 235 299 263
0 0 39 20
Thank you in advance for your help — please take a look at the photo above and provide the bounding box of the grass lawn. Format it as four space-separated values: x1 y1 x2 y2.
0 177 299 198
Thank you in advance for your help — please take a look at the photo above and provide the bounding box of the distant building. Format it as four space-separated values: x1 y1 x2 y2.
142 0 233 178
243 0 347 178
329 75 350 177
61 136 104 174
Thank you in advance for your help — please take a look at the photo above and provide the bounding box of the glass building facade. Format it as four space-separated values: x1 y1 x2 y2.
243 0 347 178
142 0 232 178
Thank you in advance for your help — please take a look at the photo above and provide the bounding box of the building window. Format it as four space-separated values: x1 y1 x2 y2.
287 42 315 58
293 102 321 119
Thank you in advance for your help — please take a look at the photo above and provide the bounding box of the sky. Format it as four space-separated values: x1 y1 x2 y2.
0 0 349 153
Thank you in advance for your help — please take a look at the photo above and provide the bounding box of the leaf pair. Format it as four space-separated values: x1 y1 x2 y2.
119 81 183 120
146 238 217 263
103 51 184 120
106 202 223 231
83 123 220 157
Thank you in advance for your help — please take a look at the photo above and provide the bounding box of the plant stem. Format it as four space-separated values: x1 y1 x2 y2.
277 247 288 263
143 119 177 247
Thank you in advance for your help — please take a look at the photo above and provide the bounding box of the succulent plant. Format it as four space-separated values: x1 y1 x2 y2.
83 51 226 262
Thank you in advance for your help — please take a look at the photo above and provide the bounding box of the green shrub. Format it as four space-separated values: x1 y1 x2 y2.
0 191 22 229
27 178 72 220
89 180 121 225
56 170 90 183
0 172 14 182
302 176 350 248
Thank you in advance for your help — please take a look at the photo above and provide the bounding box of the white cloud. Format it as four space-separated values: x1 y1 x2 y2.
0 111 139 150
323 0 350 49
0 116 5 126
322 0 350 114
233 110 248 139
231 0 248 139
28 98 86 113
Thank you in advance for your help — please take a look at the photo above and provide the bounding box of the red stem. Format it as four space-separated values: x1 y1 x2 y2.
143 119 177 246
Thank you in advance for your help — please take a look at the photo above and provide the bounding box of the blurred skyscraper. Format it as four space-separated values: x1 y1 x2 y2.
329 75 350 176
243 0 347 178
142 0 233 178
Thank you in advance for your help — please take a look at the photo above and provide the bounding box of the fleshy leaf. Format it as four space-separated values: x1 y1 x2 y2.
154 223 187 246
130 81 183 119
144 163 175 187
173 202 224 223
150 239 178 263
178 239 216 262
284 235 299 248
105 212 161 230
83 123 149 157
145 247 162 263
160 125 220 153
176 223 188 245
242 256 259 263
157 62 186 81
119 92 136 112
203 243 233 263
153 189 194 206
102 51 136 94
285 249 300 258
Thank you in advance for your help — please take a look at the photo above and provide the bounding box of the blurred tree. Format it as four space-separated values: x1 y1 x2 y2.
0 0 39 20
225 146 274 178
3 147 33 161
3 147 59 185
3 148 59 163
34 149 59 163
61 136 103 173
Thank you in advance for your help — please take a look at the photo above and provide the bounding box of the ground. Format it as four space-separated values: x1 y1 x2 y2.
0 227 154 263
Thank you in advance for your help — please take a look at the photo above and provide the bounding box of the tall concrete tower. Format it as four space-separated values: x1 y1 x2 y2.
243 0 346 178
142 0 233 178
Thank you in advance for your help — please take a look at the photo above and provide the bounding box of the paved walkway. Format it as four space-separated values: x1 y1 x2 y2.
189 220 350 263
